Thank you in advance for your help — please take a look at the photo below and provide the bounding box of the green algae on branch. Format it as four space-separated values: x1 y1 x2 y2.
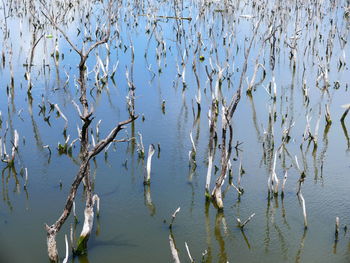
75 235 89 255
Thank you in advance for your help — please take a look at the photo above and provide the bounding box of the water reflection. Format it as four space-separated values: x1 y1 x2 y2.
237 224 251 250
247 94 262 142
144 184 156 216
0 0 350 262
295 229 307 263
281 195 290 229
1 167 16 210
341 121 350 151
214 211 228 263
264 196 271 253
319 122 331 180
274 224 288 261
204 202 212 263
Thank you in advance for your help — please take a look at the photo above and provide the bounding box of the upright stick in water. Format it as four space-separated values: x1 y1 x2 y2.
62 234 69 263
185 242 194 262
169 207 181 229
269 151 279 195
335 217 340 238
169 233 180 263
236 213 255 229
144 144 155 185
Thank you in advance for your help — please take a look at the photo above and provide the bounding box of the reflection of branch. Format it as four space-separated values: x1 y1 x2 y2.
274 224 288 260
2 167 16 210
143 184 156 216
319 123 331 179
204 202 212 262
281 193 290 228
247 94 262 141
295 229 307 263
215 212 227 262
340 105 350 123
341 121 350 150
240 229 251 249
264 196 271 252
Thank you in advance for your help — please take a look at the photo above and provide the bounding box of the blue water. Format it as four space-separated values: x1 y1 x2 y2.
0 0 350 262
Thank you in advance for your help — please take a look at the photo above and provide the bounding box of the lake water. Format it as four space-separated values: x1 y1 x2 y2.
0 0 350 262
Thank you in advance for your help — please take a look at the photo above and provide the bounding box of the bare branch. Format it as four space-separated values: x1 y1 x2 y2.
89 116 138 159
237 213 255 229
169 207 181 229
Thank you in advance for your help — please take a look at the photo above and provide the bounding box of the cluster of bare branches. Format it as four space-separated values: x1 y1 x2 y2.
0 0 349 262
23 0 139 261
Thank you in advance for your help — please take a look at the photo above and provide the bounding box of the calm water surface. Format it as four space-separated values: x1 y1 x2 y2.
0 0 350 262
